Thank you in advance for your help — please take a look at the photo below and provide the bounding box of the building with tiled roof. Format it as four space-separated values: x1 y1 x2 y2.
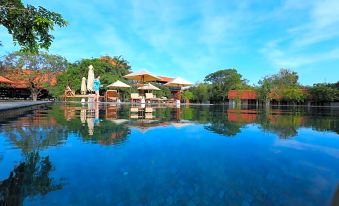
0 76 14 84
156 76 174 84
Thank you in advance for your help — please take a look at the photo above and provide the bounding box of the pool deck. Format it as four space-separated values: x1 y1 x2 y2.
0 101 51 111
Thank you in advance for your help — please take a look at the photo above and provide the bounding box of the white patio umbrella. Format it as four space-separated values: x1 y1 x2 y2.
123 70 161 82
137 83 160 91
87 65 94 92
81 77 87 94
107 80 131 89
165 77 192 105
164 77 192 87
107 80 131 102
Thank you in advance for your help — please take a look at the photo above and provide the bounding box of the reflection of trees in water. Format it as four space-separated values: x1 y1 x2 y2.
332 184 339 206
50 105 131 145
80 120 130 145
306 117 339 134
205 109 244 137
0 152 63 205
63 117 130 145
230 108 339 139
1 112 68 153
257 112 300 139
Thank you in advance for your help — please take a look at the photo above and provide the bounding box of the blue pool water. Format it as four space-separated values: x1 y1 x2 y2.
0 103 338 205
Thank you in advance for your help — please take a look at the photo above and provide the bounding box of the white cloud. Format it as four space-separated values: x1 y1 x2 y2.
261 0 339 69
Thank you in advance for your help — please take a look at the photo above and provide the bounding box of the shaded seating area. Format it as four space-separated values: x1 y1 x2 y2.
61 68 192 104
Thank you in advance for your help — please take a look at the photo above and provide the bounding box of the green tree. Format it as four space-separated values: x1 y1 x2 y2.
282 86 308 104
189 83 210 103
0 0 67 53
181 90 193 103
257 68 306 106
0 51 68 100
204 69 247 103
257 77 273 107
55 57 131 97
310 82 339 102
152 83 172 99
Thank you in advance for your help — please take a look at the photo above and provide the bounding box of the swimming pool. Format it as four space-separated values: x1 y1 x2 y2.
0 103 338 205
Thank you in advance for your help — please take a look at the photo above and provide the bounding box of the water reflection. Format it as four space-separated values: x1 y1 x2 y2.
1 104 338 148
0 152 63 205
225 108 338 138
0 104 338 205
1 110 68 153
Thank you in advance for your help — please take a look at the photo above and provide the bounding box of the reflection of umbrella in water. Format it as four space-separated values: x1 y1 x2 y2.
128 120 168 133
80 108 87 124
87 65 94 92
171 122 193 128
87 118 94 136
124 70 161 82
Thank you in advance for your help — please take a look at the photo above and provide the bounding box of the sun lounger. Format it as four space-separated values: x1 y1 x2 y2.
131 93 142 103
64 86 75 97
62 86 105 101
159 96 174 104
145 93 160 103
130 107 139 113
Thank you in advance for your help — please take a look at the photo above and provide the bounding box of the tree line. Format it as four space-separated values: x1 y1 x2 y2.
182 68 339 105
1 52 338 104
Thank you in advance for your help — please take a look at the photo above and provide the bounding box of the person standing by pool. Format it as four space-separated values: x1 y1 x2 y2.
93 76 101 102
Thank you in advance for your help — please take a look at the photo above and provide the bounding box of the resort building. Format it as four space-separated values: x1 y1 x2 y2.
0 69 59 100
227 89 312 106
228 90 258 106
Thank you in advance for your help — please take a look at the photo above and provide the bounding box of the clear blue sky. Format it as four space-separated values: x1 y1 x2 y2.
1 0 338 85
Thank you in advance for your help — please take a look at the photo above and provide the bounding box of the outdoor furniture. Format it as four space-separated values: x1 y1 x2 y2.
145 93 160 104
124 70 161 82
106 80 131 102
159 96 174 104
64 86 75 97
81 77 87 94
166 98 175 104
165 77 192 104
62 86 104 101
105 90 118 102
131 93 143 103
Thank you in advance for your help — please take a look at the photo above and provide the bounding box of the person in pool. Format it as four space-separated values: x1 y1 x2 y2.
93 75 101 102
